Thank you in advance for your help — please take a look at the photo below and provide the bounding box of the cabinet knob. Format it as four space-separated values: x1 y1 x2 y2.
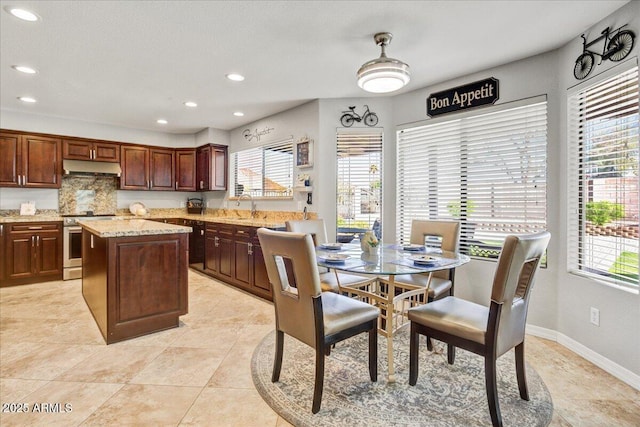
248 242 253 255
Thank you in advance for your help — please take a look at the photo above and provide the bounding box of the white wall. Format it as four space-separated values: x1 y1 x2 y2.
555 1 640 379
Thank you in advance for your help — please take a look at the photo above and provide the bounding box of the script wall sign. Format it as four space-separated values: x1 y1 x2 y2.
426 77 499 117
242 126 275 142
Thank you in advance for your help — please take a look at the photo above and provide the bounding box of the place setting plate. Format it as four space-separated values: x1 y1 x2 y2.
318 253 350 264
409 255 439 266
319 243 343 250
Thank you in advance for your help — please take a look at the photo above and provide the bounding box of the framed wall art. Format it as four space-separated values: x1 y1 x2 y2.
296 138 313 168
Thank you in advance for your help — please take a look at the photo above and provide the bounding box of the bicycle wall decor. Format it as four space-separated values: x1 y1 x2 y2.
573 24 635 80
340 105 379 127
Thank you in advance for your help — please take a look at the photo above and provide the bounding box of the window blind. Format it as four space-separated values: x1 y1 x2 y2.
397 99 547 259
567 65 639 288
336 130 383 239
230 137 293 198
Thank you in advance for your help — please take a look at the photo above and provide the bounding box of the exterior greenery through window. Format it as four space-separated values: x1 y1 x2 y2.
397 97 548 261
568 65 639 288
229 138 293 198
336 131 383 242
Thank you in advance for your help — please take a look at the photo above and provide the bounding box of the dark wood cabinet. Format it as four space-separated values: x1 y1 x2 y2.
186 220 205 265
1 222 63 287
175 148 196 191
0 224 5 283
120 145 175 191
203 222 272 300
63 138 120 162
0 131 61 188
196 144 227 191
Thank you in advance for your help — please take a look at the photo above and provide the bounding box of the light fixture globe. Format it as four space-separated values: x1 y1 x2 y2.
357 32 410 93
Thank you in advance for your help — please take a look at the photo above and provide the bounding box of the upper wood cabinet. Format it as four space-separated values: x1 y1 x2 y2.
0 131 62 188
196 144 227 191
120 145 175 191
63 138 120 162
175 148 196 191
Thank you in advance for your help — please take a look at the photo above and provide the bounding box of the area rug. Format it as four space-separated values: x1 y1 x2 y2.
251 329 553 427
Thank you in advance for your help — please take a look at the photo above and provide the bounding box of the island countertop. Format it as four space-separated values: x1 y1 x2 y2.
79 218 192 238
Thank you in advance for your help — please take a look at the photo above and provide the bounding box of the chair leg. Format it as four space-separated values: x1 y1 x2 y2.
409 323 419 386
426 336 433 351
312 346 325 414
515 342 529 401
369 326 378 382
447 343 456 365
272 330 284 383
485 356 502 427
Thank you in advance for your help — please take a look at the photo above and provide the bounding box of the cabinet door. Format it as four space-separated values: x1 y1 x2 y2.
63 139 93 160
196 145 210 191
211 146 228 190
233 228 252 288
5 231 35 281
175 149 196 191
217 228 234 282
93 142 120 162
0 132 20 187
149 148 175 191
204 225 219 275
35 228 62 278
120 145 149 190
252 242 271 295
22 135 61 188
0 224 4 283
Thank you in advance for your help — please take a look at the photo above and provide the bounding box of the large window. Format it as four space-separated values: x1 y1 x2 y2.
568 65 639 289
229 137 293 198
397 97 547 259
336 130 383 241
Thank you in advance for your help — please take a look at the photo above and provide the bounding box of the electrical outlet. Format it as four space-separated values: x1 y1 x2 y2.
590 307 600 326
297 201 303 210
180 202 185 208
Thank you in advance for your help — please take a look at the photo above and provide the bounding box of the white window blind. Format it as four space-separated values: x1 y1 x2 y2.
568 65 639 289
397 98 547 260
230 137 293 198
336 130 383 240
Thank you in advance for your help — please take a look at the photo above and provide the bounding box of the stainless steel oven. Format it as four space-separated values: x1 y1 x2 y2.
63 215 115 280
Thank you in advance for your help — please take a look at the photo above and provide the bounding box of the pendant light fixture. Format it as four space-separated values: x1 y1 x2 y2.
357 32 410 93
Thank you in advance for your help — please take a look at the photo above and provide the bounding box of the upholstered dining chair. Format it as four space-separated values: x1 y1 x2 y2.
407 231 550 427
286 219 378 294
257 228 380 414
379 219 460 351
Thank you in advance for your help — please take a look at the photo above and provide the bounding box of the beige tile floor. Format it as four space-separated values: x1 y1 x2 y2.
1 270 639 426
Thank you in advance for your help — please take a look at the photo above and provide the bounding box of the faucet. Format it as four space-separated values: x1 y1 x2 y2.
237 194 256 218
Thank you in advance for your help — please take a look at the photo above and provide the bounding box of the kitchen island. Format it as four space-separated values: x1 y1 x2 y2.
80 219 191 344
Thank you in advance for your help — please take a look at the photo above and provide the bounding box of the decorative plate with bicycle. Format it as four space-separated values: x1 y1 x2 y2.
340 105 379 127
573 25 635 80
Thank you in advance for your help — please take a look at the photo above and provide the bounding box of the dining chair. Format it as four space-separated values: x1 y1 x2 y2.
407 231 550 427
257 228 379 414
286 219 378 294
379 219 460 351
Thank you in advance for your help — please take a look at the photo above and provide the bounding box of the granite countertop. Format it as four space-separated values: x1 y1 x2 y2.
0 210 289 228
79 219 192 238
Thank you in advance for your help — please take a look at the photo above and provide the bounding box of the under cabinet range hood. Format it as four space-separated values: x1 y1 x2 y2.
63 159 122 177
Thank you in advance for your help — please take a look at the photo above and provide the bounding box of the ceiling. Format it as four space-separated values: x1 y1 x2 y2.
0 0 630 134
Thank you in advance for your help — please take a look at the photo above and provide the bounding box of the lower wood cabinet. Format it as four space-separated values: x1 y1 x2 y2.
203 222 271 300
1 222 63 287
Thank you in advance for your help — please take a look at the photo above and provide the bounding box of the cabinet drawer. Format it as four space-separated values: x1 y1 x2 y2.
10 223 61 233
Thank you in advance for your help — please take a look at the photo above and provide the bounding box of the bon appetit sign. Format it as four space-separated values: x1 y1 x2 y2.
426 77 499 117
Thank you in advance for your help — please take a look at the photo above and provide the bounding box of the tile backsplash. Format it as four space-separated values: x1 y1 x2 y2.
59 176 117 215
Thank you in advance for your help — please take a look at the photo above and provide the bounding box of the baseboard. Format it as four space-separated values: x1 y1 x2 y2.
526 324 640 391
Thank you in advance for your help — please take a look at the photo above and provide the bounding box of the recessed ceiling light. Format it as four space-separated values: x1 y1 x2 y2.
18 96 37 103
233 111 244 117
157 119 168 124
184 101 197 108
5 7 40 22
12 65 37 74
226 73 245 82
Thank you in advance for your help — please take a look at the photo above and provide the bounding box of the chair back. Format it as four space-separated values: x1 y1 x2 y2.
257 228 323 348
490 231 550 356
410 220 460 280
286 219 328 246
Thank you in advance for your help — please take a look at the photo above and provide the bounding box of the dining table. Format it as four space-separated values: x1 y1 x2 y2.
316 243 470 382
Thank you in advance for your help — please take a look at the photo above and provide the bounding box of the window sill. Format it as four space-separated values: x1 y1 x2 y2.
568 270 640 295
